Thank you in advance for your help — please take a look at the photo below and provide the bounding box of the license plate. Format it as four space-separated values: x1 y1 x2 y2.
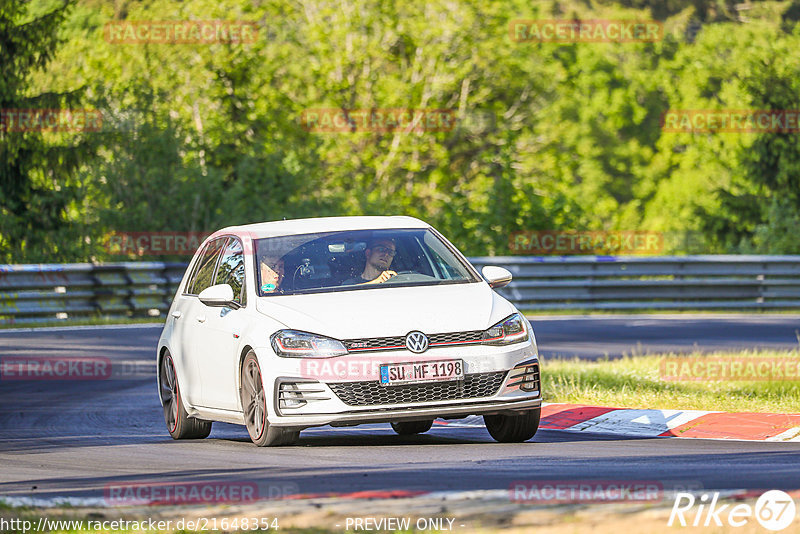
379 359 464 386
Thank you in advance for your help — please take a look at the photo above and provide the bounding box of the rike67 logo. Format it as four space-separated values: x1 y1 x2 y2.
669 490 797 531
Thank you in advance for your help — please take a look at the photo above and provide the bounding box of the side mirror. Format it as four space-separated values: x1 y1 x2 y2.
198 284 240 308
481 266 513 289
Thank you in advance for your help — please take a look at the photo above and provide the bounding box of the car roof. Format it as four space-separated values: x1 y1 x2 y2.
210 216 430 240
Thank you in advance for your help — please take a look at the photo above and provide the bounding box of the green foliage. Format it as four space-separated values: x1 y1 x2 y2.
0 0 96 262
4 0 800 262
752 197 800 253
696 30 800 253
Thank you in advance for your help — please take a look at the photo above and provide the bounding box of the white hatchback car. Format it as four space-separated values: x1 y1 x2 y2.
157 216 541 446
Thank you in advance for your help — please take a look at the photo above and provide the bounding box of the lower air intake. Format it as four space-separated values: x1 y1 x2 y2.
328 371 507 407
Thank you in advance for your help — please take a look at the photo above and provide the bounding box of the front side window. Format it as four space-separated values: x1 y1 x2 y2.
254 228 479 296
215 238 246 305
186 238 227 295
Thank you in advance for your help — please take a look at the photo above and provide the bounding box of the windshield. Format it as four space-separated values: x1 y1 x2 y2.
254 228 480 296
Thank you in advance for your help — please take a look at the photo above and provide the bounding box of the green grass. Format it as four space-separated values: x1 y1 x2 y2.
542 349 800 413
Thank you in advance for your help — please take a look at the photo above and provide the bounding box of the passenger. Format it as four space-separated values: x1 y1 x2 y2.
342 238 397 285
259 255 285 293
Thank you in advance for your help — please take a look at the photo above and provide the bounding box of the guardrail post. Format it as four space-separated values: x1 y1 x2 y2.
91 264 134 318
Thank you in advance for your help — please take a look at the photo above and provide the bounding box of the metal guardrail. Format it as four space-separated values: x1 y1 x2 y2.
1 256 800 323
471 255 800 310
0 263 187 324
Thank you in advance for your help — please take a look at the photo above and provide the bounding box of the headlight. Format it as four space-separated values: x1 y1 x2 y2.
482 313 529 346
271 330 348 358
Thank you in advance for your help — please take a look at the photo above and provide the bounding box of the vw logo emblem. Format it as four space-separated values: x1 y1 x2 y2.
405 331 429 353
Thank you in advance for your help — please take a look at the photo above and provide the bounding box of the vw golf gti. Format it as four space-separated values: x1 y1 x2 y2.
157 216 542 446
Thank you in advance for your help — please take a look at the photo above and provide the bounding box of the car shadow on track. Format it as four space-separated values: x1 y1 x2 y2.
206 422 657 448
209 427 491 447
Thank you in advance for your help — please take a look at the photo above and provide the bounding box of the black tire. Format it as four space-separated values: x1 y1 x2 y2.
240 351 299 447
484 408 540 443
391 419 434 435
159 351 212 440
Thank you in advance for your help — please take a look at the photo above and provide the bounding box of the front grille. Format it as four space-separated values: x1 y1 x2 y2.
343 330 484 352
429 330 483 345
327 371 507 406
344 336 405 351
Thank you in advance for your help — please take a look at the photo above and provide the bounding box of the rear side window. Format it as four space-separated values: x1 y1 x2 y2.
215 238 246 305
186 238 228 295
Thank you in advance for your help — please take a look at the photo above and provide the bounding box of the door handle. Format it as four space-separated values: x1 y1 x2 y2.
171 311 182 319
196 315 206 323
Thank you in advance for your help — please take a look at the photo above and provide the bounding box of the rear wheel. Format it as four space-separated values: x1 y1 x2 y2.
240 351 299 447
159 351 212 440
484 408 540 443
391 419 434 435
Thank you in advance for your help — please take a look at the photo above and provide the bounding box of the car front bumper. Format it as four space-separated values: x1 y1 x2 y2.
268 394 542 428
262 340 542 429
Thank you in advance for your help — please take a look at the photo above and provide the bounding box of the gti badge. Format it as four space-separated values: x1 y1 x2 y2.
405 331 429 353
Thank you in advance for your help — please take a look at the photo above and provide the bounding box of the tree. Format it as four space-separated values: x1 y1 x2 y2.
699 42 800 253
0 0 93 261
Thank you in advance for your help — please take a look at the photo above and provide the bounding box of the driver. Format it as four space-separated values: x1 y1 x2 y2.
342 238 397 285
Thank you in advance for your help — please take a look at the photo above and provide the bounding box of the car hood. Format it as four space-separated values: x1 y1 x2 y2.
255 282 515 339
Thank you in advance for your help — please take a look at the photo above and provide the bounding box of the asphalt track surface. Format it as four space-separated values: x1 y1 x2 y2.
1 315 799 503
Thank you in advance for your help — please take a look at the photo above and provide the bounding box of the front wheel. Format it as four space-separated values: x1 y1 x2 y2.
391 420 433 435
159 351 212 440
484 408 540 443
240 351 299 447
